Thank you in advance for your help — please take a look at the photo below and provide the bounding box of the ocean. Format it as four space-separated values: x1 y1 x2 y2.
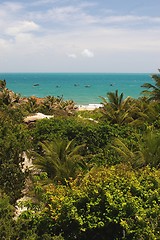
0 73 153 105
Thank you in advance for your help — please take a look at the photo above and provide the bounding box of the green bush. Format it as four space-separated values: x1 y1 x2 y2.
21 165 160 239
31 117 139 155
0 120 30 203
0 193 16 239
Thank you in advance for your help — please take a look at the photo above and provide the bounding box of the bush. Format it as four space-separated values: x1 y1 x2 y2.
0 193 16 239
0 120 30 203
23 165 160 239
31 117 139 155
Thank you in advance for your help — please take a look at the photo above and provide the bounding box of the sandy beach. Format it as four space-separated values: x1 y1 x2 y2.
77 103 103 111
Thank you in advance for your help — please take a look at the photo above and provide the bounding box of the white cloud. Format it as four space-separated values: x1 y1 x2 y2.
6 21 40 36
0 1 160 72
81 49 94 58
1 2 23 12
67 53 77 58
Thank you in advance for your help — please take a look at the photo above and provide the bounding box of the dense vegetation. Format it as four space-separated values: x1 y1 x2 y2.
0 72 160 239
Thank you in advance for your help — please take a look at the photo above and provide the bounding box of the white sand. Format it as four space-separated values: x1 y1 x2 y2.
77 103 103 111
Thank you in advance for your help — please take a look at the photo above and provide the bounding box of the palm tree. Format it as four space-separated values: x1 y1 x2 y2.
100 90 124 111
141 131 160 167
107 90 124 111
112 138 145 168
112 130 160 168
31 139 86 183
41 96 76 115
141 70 160 102
100 90 135 125
0 79 6 90
126 97 159 127
23 97 40 113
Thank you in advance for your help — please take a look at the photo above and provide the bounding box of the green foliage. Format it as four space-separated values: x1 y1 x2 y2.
20 95 77 116
0 120 30 203
112 130 160 169
31 117 139 156
30 138 86 183
0 77 160 239
21 165 160 239
41 234 64 240
0 83 20 107
0 79 6 89
0 164 26 204
100 90 135 125
100 90 160 127
38 95 76 116
102 90 124 110
141 130 160 167
129 97 160 127
141 70 160 102
0 192 16 239
0 106 24 123
112 138 144 168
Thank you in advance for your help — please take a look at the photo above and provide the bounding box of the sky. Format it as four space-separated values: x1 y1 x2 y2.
0 0 160 73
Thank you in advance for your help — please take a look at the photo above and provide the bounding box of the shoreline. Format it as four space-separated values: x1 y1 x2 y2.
76 103 103 111
21 96 103 111
23 104 103 123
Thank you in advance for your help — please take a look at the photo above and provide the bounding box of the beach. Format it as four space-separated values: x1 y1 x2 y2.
77 103 103 111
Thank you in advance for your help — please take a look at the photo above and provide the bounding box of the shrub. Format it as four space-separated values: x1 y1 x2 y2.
23 165 160 239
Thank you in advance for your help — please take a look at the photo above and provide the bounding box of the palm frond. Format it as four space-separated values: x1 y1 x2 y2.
29 138 85 181
112 138 135 160
141 83 156 89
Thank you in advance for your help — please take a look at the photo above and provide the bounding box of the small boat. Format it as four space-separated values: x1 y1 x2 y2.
85 85 91 88
33 83 39 86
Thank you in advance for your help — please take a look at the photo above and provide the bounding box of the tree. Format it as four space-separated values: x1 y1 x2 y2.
100 90 135 125
24 165 160 239
31 139 86 182
41 96 76 115
128 97 159 127
112 130 160 168
141 130 160 167
0 192 16 239
0 79 21 107
141 69 160 102
112 138 145 168
106 90 124 111
0 79 6 90
23 97 40 113
0 120 30 203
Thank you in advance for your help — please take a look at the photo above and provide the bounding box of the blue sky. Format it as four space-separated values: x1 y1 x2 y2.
0 0 160 72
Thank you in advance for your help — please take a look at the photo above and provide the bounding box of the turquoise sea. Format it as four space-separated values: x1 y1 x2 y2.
0 73 153 105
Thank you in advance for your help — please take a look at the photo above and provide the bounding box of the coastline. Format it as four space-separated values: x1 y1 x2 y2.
76 103 103 111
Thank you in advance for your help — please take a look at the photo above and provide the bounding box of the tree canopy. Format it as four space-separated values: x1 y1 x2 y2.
0 76 160 239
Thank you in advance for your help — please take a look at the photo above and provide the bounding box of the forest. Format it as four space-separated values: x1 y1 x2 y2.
0 72 160 240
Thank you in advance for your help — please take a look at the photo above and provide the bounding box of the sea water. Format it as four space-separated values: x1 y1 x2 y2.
0 73 153 105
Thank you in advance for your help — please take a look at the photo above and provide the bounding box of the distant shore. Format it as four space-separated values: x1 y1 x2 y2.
76 103 103 111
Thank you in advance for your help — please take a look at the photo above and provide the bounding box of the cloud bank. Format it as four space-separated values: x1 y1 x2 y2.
0 0 160 72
